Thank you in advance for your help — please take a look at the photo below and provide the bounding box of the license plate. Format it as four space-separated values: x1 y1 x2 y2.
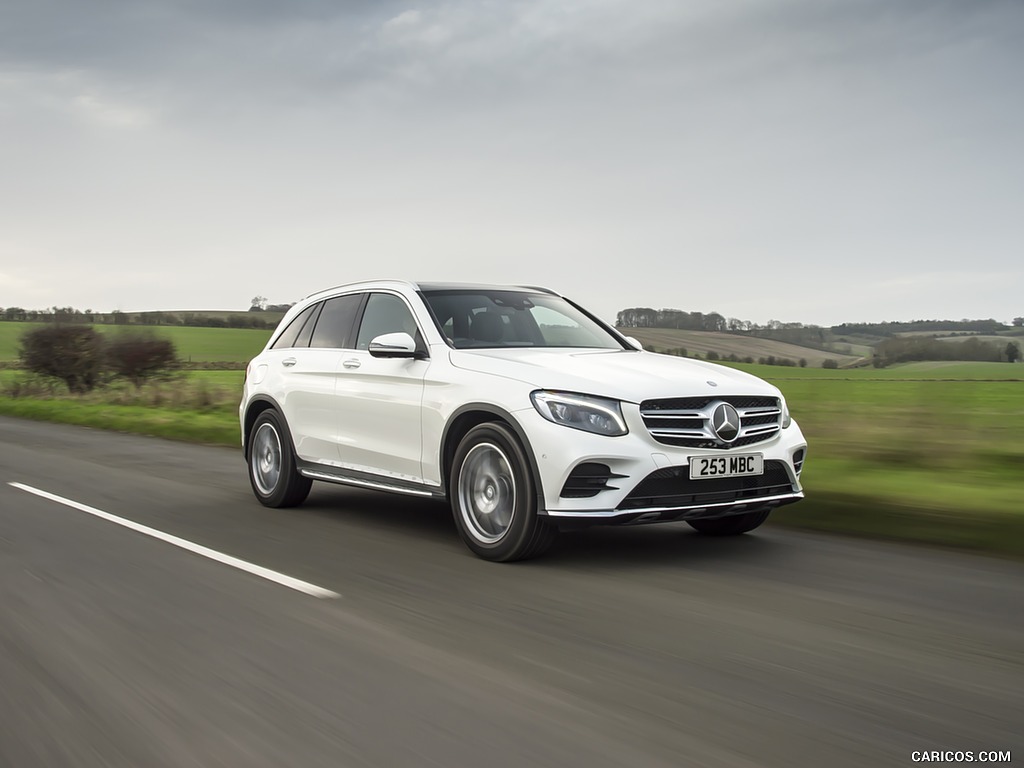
689 454 763 480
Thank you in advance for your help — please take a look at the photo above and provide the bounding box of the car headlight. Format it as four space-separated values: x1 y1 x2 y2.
781 397 792 429
531 391 628 436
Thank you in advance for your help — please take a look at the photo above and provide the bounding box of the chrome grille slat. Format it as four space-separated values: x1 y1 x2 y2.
643 415 708 421
640 410 705 417
741 425 778 435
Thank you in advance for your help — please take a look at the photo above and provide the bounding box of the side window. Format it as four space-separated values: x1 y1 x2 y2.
309 294 363 349
293 302 323 348
271 304 317 349
355 293 419 350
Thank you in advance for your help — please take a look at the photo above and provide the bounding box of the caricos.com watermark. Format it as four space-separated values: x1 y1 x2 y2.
912 751 1011 763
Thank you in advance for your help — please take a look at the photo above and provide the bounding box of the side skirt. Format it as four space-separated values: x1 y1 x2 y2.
296 462 446 501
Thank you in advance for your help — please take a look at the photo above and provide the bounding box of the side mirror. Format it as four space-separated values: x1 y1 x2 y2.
368 332 419 358
624 336 644 351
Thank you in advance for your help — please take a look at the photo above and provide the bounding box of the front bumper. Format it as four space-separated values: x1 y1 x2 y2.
516 403 807 524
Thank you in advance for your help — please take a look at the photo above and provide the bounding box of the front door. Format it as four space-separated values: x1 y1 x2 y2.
333 292 429 484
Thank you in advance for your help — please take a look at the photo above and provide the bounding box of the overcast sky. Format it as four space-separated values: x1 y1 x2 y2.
1 0 1021 326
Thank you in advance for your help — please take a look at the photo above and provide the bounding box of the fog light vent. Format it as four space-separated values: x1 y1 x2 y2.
560 463 627 498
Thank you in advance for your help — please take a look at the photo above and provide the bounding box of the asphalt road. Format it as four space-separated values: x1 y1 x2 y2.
1 416 1021 767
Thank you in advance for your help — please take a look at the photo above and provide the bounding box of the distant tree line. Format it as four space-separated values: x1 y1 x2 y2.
617 307 1013 338
644 346 817 368
617 308 731 331
617 306 833 333
873 337 1020 367
616 307 810 333
0 305 291 330
833 319 1008 337
1 306 97 323
248 295 292 313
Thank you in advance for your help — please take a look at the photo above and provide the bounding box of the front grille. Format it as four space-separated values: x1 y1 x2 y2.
640 395 782 449
617 460 794 510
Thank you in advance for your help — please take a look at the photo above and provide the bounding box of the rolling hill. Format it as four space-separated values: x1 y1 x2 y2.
618 328 863 367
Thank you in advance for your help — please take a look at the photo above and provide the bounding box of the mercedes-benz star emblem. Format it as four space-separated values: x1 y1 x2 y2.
710 403 741 442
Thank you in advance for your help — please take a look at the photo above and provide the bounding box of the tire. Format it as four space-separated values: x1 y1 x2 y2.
449 422 556 562
248 409 312 508
687 509 770 536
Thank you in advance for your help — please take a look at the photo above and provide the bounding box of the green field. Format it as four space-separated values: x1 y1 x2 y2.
2 326 1022 557
0 322 273 363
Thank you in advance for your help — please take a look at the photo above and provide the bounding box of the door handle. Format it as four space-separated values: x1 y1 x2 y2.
282 357 297 367
342 358 362 369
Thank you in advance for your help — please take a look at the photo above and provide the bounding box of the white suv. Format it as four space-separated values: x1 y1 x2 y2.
240 280 807 561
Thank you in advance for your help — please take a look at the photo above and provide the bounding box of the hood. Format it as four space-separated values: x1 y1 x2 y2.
448 348 780 403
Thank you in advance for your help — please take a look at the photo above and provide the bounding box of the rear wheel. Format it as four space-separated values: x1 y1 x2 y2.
450 423 556 562
248 410 312 508
687 510 770 536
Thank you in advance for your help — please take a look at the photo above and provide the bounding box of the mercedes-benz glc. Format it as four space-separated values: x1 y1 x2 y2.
240 281 807 561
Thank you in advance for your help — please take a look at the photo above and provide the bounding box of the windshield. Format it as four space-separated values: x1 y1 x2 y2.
421 290 626 350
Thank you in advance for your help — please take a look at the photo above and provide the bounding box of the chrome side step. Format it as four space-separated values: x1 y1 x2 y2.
300 468 441 499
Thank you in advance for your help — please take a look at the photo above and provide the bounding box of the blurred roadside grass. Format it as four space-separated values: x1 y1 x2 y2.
0 370 243 445
1 366 1022 558
767 378 1024 558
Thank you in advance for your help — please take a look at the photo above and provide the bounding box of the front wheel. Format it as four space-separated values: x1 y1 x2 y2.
687 510 770 536
248 409 312 508
449 423 556 562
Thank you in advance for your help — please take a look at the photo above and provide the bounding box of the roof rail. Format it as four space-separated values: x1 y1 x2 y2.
302 279 413 300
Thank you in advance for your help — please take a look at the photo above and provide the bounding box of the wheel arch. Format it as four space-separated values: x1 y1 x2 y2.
440 404 546 509
242 395 285 459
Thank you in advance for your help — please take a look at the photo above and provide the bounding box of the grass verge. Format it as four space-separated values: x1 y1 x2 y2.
779 492 1024 560
0 397 239 446
0 371 242 446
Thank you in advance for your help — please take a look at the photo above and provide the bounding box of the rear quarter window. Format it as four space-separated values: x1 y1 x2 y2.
271 304 318 349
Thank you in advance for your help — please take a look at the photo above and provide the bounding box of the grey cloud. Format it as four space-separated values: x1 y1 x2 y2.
6 0 1020 115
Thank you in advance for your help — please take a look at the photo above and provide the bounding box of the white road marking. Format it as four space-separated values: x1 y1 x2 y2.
8 482 340 599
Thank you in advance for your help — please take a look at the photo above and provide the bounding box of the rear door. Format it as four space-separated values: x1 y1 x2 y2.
280 293 363 463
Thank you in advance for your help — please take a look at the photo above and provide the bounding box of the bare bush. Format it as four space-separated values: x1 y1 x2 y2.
19 325 106 393
106 332 180 389
874 336 1004 367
